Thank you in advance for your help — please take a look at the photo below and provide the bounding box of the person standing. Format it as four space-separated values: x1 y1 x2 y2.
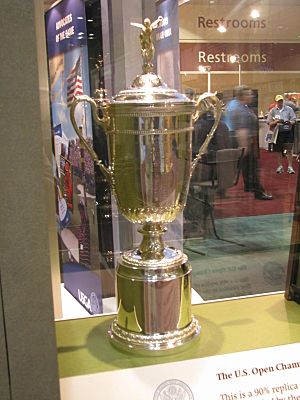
224 87 240 148
267 94 296 174
284 94 299 112
231 86 272 200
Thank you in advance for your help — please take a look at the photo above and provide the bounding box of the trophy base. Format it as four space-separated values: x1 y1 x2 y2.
109 244 200 355
108 316 200 355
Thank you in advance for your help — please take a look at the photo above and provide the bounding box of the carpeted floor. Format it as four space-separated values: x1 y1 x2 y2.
184 149 298 301
215 149 298 218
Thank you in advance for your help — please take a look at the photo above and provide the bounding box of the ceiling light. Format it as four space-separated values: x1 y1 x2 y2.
178 0 190 5
217 25 227 33
230 55 240 64
250 9 260 19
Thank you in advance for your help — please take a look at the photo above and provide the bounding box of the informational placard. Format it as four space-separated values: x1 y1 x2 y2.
60 343 300 399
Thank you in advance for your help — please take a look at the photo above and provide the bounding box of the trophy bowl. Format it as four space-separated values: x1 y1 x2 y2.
70 18 222 354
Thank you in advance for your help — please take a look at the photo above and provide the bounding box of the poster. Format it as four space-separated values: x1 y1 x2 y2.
45 0 103 314
155 0 180 90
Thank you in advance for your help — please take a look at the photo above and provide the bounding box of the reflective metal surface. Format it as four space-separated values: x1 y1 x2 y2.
116 248 192 332
110 112 193 224
108 246 201 352
70 17 222 354
108 317 200 353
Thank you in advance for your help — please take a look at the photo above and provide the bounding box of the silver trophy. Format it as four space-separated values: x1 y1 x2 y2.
70 17 222 353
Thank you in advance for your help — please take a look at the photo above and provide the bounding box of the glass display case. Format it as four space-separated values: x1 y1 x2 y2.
44 0 300 318
1 0 300 399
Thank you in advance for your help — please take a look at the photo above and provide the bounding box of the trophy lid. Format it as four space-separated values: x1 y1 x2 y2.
112 17 192 106
113 73 190 104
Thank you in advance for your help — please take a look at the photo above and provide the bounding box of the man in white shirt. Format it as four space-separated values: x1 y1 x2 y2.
267 94 296 174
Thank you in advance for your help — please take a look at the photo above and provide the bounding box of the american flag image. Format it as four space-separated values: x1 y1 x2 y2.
66 57 83 107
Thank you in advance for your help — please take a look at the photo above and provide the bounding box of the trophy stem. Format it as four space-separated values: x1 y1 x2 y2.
137 223 167 261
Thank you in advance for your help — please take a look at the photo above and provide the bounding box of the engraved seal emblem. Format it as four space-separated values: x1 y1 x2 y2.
154 379 194 400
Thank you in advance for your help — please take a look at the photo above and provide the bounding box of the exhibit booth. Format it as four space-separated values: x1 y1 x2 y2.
1 1 300 399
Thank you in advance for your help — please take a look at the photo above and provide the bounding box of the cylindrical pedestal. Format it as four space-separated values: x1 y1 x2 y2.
108 247 200 353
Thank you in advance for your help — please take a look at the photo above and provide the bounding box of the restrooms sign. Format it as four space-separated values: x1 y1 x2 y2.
180 42 300 72
197 15 266 31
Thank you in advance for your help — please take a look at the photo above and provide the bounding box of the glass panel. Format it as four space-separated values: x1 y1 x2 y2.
43 0 300 322
180 0 299 302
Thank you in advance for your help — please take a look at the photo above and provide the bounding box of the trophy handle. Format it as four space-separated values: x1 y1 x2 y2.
191 92 223 173
70 95 113 185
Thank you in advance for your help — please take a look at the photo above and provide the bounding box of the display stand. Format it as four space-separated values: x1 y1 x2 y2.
56 293 300 399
